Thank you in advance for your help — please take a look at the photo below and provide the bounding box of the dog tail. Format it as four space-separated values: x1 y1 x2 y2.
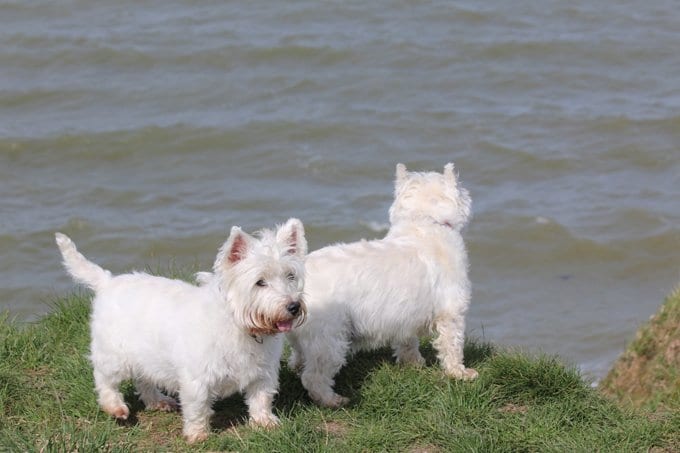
194 271 213 286
55 233 112 291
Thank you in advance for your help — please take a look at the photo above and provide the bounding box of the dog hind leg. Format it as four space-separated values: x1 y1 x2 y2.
393 336 425 367
286 334 305 374
93 369 130 420
136 380 178 412
299 337 350 408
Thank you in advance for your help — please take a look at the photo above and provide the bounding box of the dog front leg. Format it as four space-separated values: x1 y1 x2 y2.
244 379 280 428
433 313 478 380
179 380 213 443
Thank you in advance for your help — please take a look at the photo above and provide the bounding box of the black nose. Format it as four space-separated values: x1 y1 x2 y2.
286 301 300 316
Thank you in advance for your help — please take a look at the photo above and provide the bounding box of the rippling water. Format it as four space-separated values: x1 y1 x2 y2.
1 1 678 380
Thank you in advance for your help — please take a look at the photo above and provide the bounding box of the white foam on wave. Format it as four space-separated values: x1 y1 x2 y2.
361 220 389 233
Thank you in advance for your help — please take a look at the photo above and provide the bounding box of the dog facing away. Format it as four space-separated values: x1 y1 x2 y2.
287 163 478 407
55 218 307 443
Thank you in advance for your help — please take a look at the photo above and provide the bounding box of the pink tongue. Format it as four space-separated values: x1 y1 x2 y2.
276 320 293 332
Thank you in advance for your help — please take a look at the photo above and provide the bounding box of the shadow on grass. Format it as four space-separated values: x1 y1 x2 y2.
274 346 411 411
275 336 497 411
114 337 497 431
333 347 396 408
211 395 248 431
118 382 247 433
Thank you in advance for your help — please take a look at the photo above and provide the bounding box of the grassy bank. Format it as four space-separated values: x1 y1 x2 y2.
1 294 677 452
600 285 680 414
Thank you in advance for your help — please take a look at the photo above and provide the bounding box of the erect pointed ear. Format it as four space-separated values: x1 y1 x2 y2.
443 162 457 186
276 218 307 257
214 226 254 271
395 163 408 185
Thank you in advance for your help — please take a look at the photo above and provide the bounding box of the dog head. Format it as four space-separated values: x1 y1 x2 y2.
389 162 472 231
213 218 307 336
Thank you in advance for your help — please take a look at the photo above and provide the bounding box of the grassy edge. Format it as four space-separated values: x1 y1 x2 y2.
600 285 680 414
1 293 677 452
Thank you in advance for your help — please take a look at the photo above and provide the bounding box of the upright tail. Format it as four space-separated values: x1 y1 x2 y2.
55 233 112 291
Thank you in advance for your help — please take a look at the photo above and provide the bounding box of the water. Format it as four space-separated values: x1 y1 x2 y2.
1 1 678 381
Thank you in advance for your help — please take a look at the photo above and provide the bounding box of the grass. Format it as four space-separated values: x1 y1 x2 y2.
1 293 678 452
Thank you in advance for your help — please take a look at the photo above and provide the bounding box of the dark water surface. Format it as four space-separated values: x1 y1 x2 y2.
1 1 679 380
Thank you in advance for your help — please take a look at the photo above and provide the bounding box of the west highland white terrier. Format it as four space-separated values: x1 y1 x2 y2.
287 163 477 407
55 218 307 443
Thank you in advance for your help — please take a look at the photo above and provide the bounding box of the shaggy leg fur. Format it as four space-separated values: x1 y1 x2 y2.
179 380 213 444
433 313 478 380
245 380 280 428
93 369 129 420
393 336 426 367
300 368 349 408
297 335 350 408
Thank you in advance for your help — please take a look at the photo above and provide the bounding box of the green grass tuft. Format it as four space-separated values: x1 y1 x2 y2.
1 293 677 452
483 352 590 404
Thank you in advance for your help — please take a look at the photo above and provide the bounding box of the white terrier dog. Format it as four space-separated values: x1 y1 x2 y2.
287 163 477 407
55 218 307 443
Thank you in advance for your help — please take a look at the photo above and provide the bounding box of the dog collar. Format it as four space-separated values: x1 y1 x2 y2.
435 220 455 229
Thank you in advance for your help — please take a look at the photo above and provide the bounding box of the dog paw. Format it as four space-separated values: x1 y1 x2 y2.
331 395 351 408
462 367 479 380
396 353 426 368
103 403 130 420
146 397 179 412
446 366 479 381
315 393 350 409
184 429 209 444
249 413 280 429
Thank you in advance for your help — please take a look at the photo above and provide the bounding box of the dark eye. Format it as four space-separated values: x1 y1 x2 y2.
287 272 296 281
255 279 267 287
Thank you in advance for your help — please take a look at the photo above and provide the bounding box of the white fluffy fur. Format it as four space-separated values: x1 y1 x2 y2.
55 218 307 443
287 163 478 407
